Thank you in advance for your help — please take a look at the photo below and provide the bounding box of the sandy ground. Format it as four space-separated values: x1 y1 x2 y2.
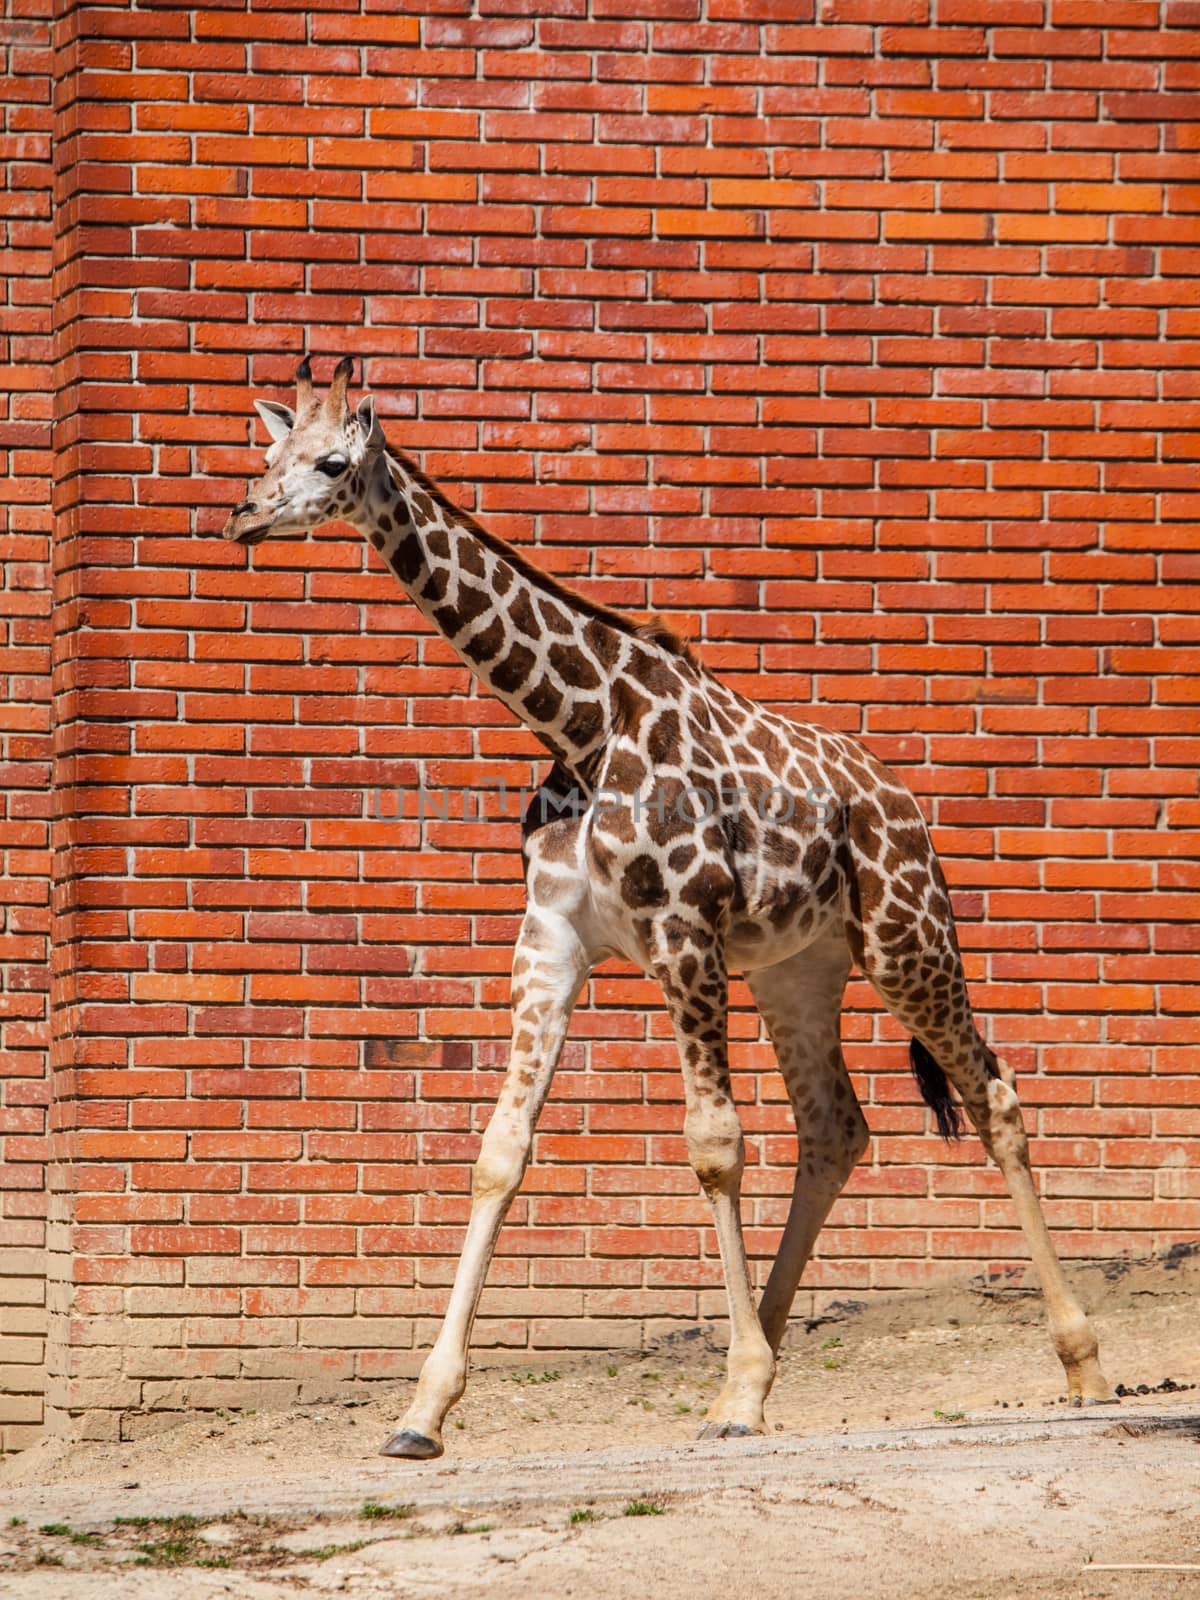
1 1259 1198 1600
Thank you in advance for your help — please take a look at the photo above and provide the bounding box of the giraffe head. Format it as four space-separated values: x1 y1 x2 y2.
223 356 385 545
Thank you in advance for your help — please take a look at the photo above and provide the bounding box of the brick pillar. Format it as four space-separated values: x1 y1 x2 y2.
45 0 195 1438
0 0 53 1455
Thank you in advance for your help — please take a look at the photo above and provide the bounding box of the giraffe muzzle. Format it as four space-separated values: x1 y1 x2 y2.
223 502 276 544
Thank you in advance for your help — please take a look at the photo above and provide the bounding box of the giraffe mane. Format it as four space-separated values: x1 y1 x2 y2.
632 615 696 662
383 444 699 667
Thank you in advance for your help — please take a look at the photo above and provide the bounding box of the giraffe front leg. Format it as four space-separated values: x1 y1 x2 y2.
379 909 591 1460
690 1095 777 1439
654 943 775 1441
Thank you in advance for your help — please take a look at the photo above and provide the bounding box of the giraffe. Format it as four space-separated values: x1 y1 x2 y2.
222 356 1116 1461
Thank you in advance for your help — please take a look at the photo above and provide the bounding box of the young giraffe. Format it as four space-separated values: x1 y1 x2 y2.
222 357 1115 1461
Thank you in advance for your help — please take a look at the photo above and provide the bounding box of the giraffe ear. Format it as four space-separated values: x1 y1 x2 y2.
356 394 384 448
254 400 295 447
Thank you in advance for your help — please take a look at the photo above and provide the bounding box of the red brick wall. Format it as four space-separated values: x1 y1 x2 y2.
24 0 1200 1438
0 0 52 1451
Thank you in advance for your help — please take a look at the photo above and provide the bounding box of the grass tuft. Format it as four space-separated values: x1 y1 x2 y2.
359 1500 415 1522
135 1536 196 1567
295 1541 368 1561
115 1514 206 1531
623 1500 666 1518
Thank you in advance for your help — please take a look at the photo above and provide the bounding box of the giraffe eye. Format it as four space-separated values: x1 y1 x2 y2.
315 456 347 479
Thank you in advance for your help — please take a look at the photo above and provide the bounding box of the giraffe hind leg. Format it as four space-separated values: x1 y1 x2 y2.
983 1051 1114 1405
864 942 1115 1406
747 941 867 1358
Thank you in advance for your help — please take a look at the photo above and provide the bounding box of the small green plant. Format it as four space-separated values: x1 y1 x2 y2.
569 1508 595 1525
34 1551 63 1567
934 1408 966 1422
510 1369 561 1385
296 1541 368 1562
359 1500 414 1522
450 1520 494 1535
196 1555 231 1569
8 1517 24 1527
38 1523 70 1536
674 1401 693 1414
135 1536 196 1567
623 1500 666 1518
606 1364 618 1377
70 1530 104 1546
115 1514 204 1532
821 1336 843 1350
114 1513 214 1568
823 1358 841 1370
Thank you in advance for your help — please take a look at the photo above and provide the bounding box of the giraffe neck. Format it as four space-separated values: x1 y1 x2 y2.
356 446 638 780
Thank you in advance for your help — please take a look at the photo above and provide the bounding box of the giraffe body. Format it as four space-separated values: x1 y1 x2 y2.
222 360 1115 1460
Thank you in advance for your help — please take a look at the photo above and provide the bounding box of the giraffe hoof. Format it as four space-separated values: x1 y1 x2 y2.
696 1421 757 1441
379 1428 442 1460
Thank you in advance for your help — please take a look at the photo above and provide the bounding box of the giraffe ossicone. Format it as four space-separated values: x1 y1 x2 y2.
222 358 1116 1461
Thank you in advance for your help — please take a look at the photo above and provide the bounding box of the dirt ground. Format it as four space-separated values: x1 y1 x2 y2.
1 1257 1198 1600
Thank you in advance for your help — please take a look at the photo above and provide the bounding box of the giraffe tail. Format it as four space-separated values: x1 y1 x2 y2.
909 1038 963 1142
